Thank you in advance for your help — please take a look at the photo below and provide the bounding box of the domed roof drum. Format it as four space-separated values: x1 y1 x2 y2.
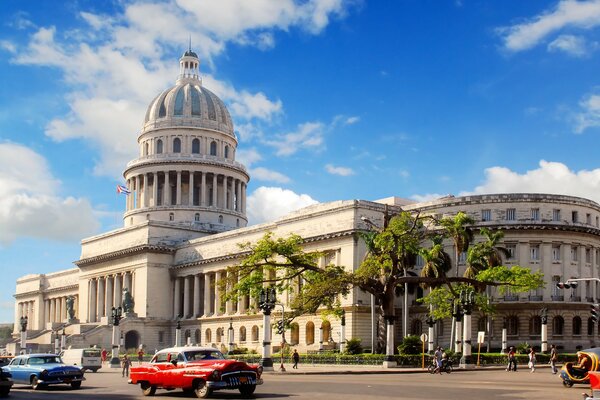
143 51 234 138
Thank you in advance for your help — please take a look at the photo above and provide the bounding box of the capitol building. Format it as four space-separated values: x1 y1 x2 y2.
12 51 600 354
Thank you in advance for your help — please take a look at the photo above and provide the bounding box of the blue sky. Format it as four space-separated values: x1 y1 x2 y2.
3 0 600 323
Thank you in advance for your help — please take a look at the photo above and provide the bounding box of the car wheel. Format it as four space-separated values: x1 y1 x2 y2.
141 382 157 396
239 384 256 397
71 381 82 389
562 380 573 388
194 381 212 399
0 386 9 397
31 376 42 390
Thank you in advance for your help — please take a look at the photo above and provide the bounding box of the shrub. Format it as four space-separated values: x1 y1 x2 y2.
345 338 363 355
397 335 422 355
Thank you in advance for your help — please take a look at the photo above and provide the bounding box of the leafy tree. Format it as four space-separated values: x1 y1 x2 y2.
344 338 363 355
397 335 422 355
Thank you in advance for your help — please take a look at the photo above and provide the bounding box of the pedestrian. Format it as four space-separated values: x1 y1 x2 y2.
550 344 558 374
528 347 536 373
121 354 131 377
292 349 300 369
506 346 517 371
137 348 144 365
434 346 443 374
101 348 107 364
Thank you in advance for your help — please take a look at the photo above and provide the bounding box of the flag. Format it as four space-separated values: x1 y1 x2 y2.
117 184 131 195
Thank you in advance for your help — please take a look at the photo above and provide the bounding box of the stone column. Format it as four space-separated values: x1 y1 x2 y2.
193 274 201 317
204 273 212 316
153 172 158 206
143 173 149 207
241 183 246 214
189 172 194 206
115 274 123 309
61 297 67 321
183 276 191 318
106 276 114 314
97 277 105 318
44 300 50 324
174 277 181 318
124 272 132 292
215 271 222 315
235 179 240 211
49 299 55 324
165 171 171 206
212 174 217 207
176 171 182 205
201 172 206 206
89 279 97 323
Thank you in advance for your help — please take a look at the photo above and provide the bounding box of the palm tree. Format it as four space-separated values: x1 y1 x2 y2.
439 211 475 277
419 236 452 282
465 228 509 279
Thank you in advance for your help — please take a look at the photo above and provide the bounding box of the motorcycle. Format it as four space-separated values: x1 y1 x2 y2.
428 358 453 374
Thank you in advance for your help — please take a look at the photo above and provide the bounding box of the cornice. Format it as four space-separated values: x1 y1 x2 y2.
14 284 79 299
75 244 176 267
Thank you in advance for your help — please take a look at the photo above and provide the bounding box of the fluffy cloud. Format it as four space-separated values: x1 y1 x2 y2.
246 186 318 224
0 143 100 245
548 34 589 56
573 92 600 133
499 0 600 52
265 121 325 156
251 167 291 183
325 164 355 176
7 0 350 177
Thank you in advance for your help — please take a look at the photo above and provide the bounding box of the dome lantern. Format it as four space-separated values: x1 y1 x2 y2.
177 46 200 84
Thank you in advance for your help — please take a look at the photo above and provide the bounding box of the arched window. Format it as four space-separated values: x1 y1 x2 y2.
174 88 184 116
251 326 259 342
224 145 229 159
156 139 163 154
144 142 149 156
194 329 200 345
194 213 200 222
239 326 246 342
218 215 223 224
322 321 331 343
529 316 542 336
236 219 240 227
210 141 217 156
573 316 582 335
173 138 181 153
306 322 315 345
146 214 150 220
169 213 174 221
588 317 595 336
290 323 300 345
192 138 200 154
158 99 167 118
184 329 191 344
411 319 422 335
216 328 223 342
553 316 564 335
507 316 519 336
191 88 201 116
205 329 212 344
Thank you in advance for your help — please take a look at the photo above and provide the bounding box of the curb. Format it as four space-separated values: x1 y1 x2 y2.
264 366 517 375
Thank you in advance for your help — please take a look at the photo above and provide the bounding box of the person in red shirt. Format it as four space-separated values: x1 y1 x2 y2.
137 348 145 365
101 348 107 364
506 347 517 372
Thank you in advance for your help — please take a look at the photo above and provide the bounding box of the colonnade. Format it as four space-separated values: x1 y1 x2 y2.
173 271 251 319
43 295 78 324
17 301 35 326
125 171 246 213
87 271 133 323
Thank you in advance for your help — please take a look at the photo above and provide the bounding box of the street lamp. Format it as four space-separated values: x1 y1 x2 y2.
459 289 475 369
228 318 234 354
540 308 548 353
61 327 66 352
258 287 276 370
340 311 347 353
452 302 463 354
175 315 182 347
425 314 436 353
109 306 123 368
19 316 28 354
53 329 60 354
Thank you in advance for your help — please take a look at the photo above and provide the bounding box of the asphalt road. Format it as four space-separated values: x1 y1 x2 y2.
1 368 583 400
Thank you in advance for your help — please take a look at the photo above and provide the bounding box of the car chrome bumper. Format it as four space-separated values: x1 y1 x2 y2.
39 376 85 385
207 377 263 389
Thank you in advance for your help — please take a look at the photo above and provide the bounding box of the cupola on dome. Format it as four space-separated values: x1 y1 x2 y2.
143 49 234 137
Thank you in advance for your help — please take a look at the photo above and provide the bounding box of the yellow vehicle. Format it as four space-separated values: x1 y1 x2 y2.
560 348 600 387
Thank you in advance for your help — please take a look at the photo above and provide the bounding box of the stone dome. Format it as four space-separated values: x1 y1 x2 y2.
142 50 234 137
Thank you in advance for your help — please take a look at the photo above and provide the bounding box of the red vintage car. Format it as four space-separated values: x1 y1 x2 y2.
128 346 263 398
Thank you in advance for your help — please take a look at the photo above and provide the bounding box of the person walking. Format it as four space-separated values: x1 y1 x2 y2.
550 344 558 374
101 348 107 364
137 348 144 365
121 354 131 377
528 347 536 373
506 346 517 371
292 349 300 369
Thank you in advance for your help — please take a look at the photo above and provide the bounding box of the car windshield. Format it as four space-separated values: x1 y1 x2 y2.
28 356 62 365
83 350 101 357
183 350 225 361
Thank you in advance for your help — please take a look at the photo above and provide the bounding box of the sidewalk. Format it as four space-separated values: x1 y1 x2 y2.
264 362 518 375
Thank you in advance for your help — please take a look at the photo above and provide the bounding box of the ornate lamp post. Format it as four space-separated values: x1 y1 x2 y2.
228 318 234 354
452 302 463 354
258 287 276 370
175 315 182 347
425 314 436 353
109 306 123 368
540 308 548 353
61 327 66 352
19 316 28 354
459 289 475 369
501 318 507 354
340 311 346 353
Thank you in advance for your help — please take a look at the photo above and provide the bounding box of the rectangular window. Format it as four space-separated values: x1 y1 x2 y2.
571 246 579 262
553 209 561 221
158 331 164 343
552 276 561 296
530 245 540 261
586 248 592 264
572 211 579 223
506 244 516 260
552 245 561 262
506 208 516 221
481 209 491 222
587 213 592 224
531 208 540 221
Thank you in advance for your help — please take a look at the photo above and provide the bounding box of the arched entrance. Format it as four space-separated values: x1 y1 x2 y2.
124 330 140 350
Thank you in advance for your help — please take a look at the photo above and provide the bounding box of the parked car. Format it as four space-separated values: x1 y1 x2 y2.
5 354 85 390
129 346 263 398
59 348 102 372
0 366 13 397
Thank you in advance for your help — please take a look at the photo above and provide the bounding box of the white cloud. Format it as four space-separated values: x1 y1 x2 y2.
246 186 318 224
548 34 588 56
250 167 291 183
325 164 355 176
499 0 600 52
0 143 100 245
573 92 600 133
463 160 600 203
236 148 263 168
10 0 350 177
265 121 325 156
